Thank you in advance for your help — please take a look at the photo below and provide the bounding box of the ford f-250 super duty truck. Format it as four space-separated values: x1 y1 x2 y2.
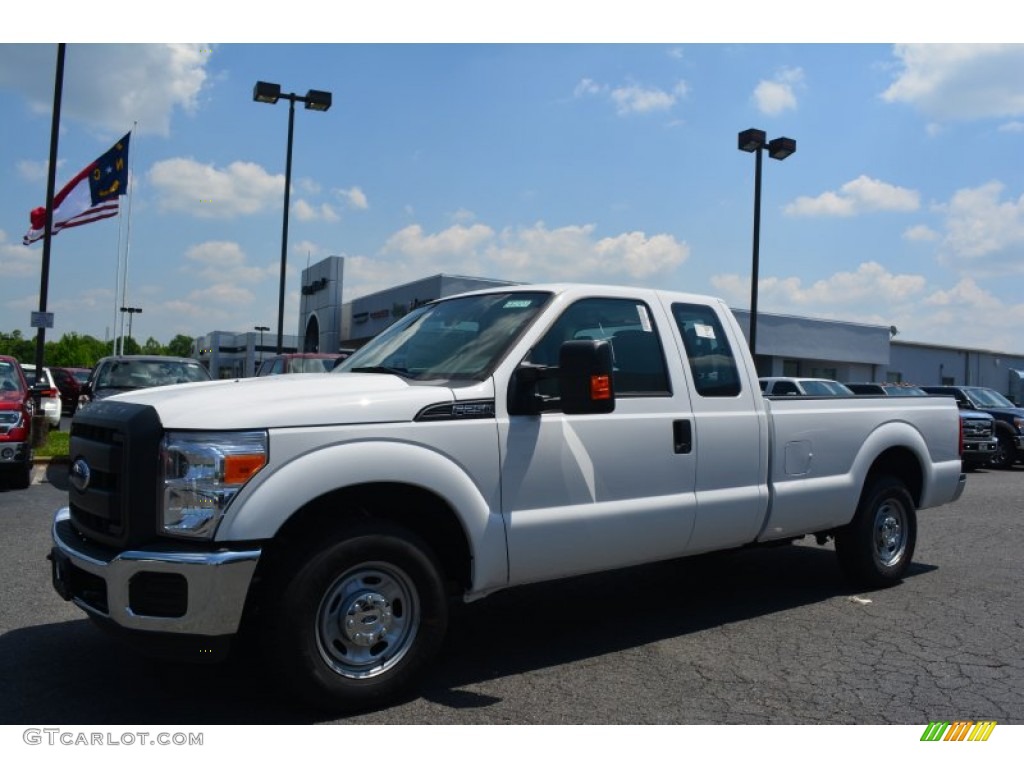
50 284 966 710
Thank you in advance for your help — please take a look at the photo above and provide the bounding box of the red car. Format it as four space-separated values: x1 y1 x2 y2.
0 355 34 489
50 366 91 416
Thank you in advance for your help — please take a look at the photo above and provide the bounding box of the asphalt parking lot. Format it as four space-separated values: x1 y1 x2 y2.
1 462 1022 726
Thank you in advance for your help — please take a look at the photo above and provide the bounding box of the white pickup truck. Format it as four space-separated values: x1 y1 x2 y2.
50 284 965 710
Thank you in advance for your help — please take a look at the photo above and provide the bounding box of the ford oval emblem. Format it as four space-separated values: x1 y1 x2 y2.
69 458 91 492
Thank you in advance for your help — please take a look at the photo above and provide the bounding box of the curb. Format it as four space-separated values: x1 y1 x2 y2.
32 456 69 485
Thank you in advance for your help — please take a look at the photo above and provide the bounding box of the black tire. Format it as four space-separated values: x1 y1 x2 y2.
989 433 1016 470
9 460 32 490
263 522 448 712
835 475 917 588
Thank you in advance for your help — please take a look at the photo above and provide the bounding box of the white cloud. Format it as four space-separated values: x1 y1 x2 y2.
882 44 1024 122
785 175 920 217
384 223 494 263
337 186 369 210
377 221 689 284
293 199 340 222
573 78 603 98
711 261 926 309
753 67 803 115
937 181 1024 264
184 241 274 284
575 77 687 116
16 159 63 183
0 44 211 137
610 81 687 115
903 224 939 242
149 158 283 218
0 229 39 278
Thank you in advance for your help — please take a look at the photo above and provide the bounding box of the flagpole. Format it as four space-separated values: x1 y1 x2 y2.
30 43 65 439
118 121 138 355
113 182 125 354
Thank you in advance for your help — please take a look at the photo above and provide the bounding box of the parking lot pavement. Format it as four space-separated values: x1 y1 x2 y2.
2 464 1022 726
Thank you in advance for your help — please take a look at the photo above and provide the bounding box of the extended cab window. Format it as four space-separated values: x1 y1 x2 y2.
526 298 670 396
672 303 741 397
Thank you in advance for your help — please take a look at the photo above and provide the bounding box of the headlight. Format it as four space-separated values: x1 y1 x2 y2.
160 431 267 539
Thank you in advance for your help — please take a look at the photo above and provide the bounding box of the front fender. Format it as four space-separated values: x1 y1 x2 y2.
215 437 507 595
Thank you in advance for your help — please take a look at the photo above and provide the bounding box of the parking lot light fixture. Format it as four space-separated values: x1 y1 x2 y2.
253 80 332 354
737 128 797 357
254 325 269 367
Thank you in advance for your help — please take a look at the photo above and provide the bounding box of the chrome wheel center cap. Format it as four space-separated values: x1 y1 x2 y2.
342 592 392 647
880 516 900 550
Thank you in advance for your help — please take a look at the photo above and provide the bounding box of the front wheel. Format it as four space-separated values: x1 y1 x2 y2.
989 433 1016 470
835 475 917 588
264 523 448 711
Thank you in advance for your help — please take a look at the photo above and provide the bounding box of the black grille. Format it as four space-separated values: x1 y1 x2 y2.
963 419 993 439
68 401 163 548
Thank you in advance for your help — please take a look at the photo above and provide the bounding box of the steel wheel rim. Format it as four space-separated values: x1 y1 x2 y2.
316 562 420 680
873 498 908 568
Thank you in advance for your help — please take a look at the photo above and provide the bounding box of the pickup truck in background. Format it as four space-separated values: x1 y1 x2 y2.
920 385 1024 470
846 383 999 470
50 284 966 711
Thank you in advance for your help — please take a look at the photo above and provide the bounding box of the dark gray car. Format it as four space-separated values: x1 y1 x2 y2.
78 355 212 410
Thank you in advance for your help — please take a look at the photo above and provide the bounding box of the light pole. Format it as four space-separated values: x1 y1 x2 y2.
119 306 142 353
254 324 269 370
253 80 332 354
737 128 796 357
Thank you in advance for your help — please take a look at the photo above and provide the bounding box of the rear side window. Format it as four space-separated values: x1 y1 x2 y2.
672 303 741 397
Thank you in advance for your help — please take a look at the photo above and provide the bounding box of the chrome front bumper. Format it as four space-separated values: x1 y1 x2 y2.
50 507 260 637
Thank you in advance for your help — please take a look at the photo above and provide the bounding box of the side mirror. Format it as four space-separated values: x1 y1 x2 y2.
559 340 615 415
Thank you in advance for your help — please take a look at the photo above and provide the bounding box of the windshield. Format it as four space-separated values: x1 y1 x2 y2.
96 360 211 389
337 291 551 381
967 388 1015 408
287 357 337 373
0 361 25 395
884 385 927 396
801 380 853 396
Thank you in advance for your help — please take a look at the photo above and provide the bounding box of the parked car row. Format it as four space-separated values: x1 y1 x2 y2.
0 355 33 489
759 376 1022 471
19 364 62 429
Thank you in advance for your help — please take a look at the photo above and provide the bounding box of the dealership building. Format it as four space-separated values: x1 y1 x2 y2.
194 256 1024 401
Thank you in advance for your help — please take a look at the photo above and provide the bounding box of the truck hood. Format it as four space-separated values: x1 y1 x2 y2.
95 373 456 430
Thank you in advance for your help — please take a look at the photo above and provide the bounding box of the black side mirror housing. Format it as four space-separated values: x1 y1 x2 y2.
559 340 615 415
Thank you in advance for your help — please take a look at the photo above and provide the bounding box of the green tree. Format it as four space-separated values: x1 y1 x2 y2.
114 336 142 356
142 336 165 355
0 330 35 362
166 334 196 358
46 332 103 367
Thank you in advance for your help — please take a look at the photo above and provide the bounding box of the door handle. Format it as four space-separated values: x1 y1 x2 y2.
673 420 692 454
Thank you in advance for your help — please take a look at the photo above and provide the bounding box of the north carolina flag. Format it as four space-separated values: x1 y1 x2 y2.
23 132 131 246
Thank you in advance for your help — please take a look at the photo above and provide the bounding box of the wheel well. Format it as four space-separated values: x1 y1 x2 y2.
862 447 923 506
256 482 473 595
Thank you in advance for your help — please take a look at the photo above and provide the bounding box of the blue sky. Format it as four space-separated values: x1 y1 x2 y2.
2 9 1023 353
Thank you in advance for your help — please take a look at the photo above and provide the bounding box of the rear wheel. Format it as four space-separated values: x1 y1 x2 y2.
835 475 916 588
263 522 448 712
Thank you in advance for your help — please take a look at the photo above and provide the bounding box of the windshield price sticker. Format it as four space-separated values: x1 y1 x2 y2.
503 299 534 309
695 323 716 339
